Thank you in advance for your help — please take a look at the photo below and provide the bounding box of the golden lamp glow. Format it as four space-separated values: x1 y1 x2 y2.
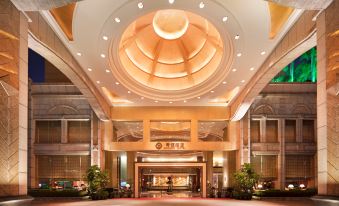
153 9 189 40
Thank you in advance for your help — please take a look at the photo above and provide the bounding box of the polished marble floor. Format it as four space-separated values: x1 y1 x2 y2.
31 198 315 206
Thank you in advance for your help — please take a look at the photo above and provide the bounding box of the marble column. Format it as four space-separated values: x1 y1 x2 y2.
0 0 28 197
204 151 213 188
277 119 285 190
316 0 339 196
222 152 229 188
126 152 135 188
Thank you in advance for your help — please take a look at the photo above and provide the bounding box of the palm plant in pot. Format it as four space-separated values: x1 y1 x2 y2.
85 165 109 200
233 163 259 200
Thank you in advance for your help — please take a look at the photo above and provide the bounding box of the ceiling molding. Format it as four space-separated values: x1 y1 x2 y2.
50 3 76 41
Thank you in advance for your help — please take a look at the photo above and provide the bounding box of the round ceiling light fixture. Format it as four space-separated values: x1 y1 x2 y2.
152 9 189 40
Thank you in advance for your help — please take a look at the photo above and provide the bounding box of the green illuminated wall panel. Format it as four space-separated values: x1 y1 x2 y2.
271 47 317 83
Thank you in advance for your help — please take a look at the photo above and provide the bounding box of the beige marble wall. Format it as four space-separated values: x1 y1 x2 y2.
0 0 28 197
247 89 317 190
316 0 339 196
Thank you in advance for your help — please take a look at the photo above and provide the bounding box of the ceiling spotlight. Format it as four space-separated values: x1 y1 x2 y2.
105 69 110 73
102 36 108 40
96 80 100 84
222 16 228 22
138 2 143 9
222 81 227 84
154 100 158 103
250 67 254 71
87 68 92 71
237 53 242 57
169 101 173 104
235 35 240 40
210 90 214 93
199 2 205 8
141 96 144 99
232 68 237 72
169 0 175 4
115 82 120 85
197 96 201 99
127 91 131 94
100 54 106 58
241 80 245 83
114 17 121 23
184 100 187 103
261 51 266 55
76 52 82 56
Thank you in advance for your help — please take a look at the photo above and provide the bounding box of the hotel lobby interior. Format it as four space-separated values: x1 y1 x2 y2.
0 0 338 205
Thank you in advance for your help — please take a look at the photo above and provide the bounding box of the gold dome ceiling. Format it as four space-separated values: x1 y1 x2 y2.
118 9 224 91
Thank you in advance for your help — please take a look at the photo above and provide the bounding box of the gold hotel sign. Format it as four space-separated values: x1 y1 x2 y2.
155 142 185 150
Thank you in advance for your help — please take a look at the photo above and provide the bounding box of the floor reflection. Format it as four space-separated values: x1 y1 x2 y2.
140 191 201 198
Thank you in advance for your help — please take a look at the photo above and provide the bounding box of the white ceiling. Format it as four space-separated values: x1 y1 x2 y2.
41 0 302 107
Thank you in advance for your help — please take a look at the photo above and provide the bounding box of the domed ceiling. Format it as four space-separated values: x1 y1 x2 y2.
42 0 302 106
118 9 224 91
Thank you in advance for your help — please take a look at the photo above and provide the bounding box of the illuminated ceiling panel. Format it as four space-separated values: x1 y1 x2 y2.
118 9 224 91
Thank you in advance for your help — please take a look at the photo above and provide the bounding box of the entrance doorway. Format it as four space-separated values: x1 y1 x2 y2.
135 162 206 198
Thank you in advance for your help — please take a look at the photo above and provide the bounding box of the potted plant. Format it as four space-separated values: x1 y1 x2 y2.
233 163 259 200
85 165 109 200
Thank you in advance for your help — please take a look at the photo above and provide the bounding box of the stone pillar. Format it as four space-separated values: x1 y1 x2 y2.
0 0 28 197
28 81 37 189
222 151 229 188
277 119 285 190
204 151 213 187
240 112 250 165
91 112 100 166
111 152 119 188
316 0 339 196
61 120 67 143
126 152 135 187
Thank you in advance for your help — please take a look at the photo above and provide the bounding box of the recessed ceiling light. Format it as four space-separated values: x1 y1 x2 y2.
235 35 240 40
115 82 120 85
222 16 228 22
169 0 175 4
261 51 266 55
222 81 227 84
76 52 82 56
87 68 92 71
197 96 201 99
141 96 144 99
127 91 131 94
114 17 120 23
169 101 173 104
232 68 237 72
105 69 110 73
210 90 214 93
102 36 108 40
154 100 158 103
138 2 143 9
96 80 100 84
199 2 205 8
250 67 254 71
100 54 106 58
241 80 245 83
237 53 242 57
184 100 187 103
